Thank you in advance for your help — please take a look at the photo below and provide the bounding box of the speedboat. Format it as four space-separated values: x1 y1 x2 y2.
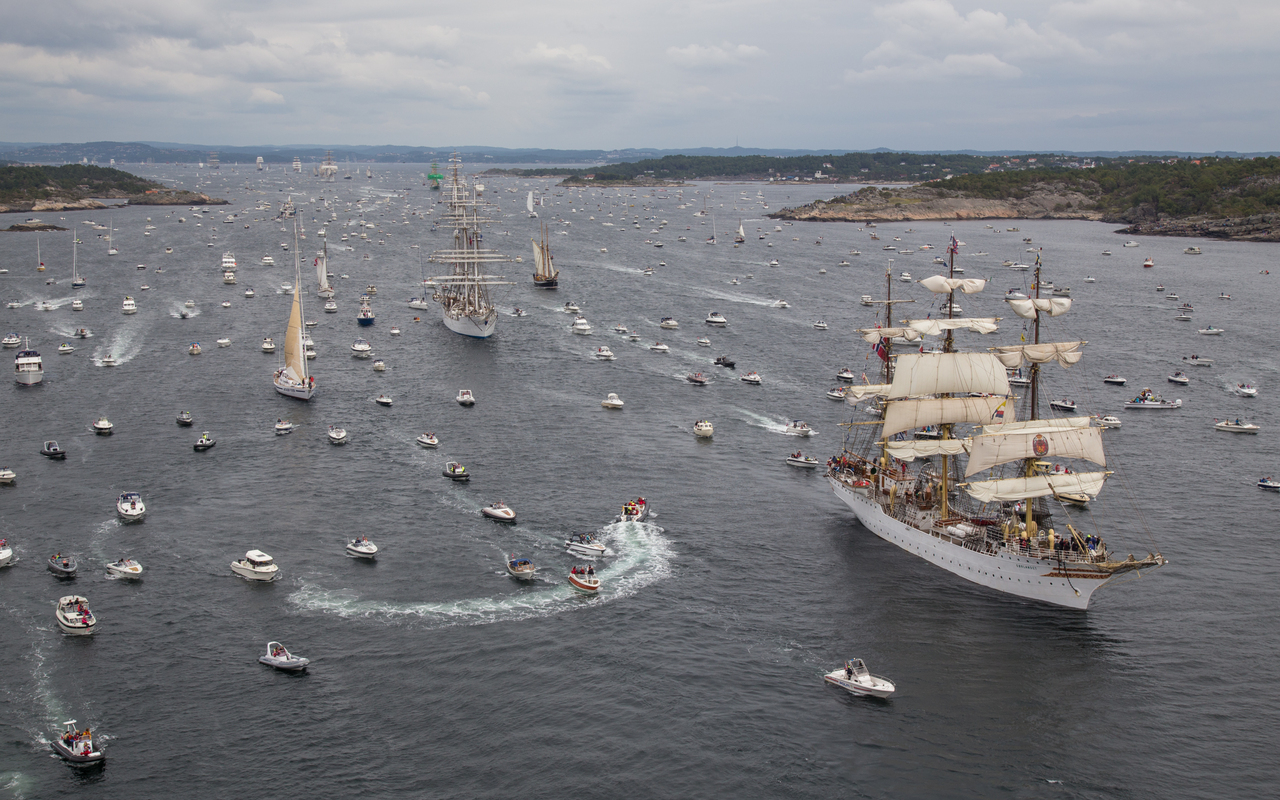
1095 415 1122 428
1219 293 1231 300
706 311 728 326
1005 289 1028 300
786 452 820 468
375 394 393 406
861 295 875 306
693 419 714 437
1183 355 1213 367
0 537 10 565
56 595 96 635
1234 383 1258 397
481 502 517 523
686 372 708 385
194 431 216 450
628 333 640 341
274 419 295 435
1103 375 1126 386
713 355 735 369
1125 389 1181 409
259 641 309 672
121 296 137 314
389 325 401 335
1168 372 1190 385
659 317 679 329
570 316 593 334
506 554 536 580
324 299 337 312
188 342 201 355
48 553 77 578
568 566 600 596
327 426 347 444
785 420 814 436
740 371 762 385
696 337 711 347
442 461 470 481
176 411 194 426
1124 241 1139 247
231 550 278 581
566 532 606 556
1084 276 1096 283
116 491 145 522
73 328 90 339
262 338 276 353
1199 326 1224 335
351 338 372 355
1186 246 1203 254
106 558 143 579
41 441 66 459
563 302 580 313
823 659 895 699
649 342 669 352
594 346 616 360
1049 399 1078 412
1216 419 1260 434
246 288 257 298
372 360 386 372
836 368 856 381
457 389 475 406
616 497 650 522
601 393 624 409
221 301 231 308
827 387 848 400
92 417 114 434
71 299 83 311
416 432 440 447
613 323 629 334
1143 257 1154 267
346 536 378 558
813 320 828 330
1258 477 1280 491
51 720 104 763
771 300 789 308
0 468 14 487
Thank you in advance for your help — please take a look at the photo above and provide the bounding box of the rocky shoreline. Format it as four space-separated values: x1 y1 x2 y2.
0 191 227 215
4 221 68 232
1117 213 1280 242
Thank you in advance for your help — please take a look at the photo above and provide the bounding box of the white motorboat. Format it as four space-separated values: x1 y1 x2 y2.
565 532 606 557
563 302 580 313
899 272 912 282
274 419 295 435
506 554 536 580
1185 246 1203 254
813 320 828 330
649 342 669 352
1084 276 1096 283
613 323 629 334
1095 415 1122 428
567 566 600 595
221 301 231 308
1143 257 1155 267
860 295 875 306
416 432 439 448
259 641 309 672
194 431 216 450
1049 399 1078 412
696 336 711 347
1125 388 1181 408
91 416 114 435
786 452 821 468
116 491 145 521
323 299 337 312
570 316 593 334
1124 241 1139 247
693 419 714 437
1005 288 1028 300
188 342 201 355
686 372 708 385
390 326 401 335
1103 375 1126 386
1216 419 1260 434
823 659 895 699
346 536 378 558
1183 355 1213 367
0 467 11 487
71 299 83 311
785 420 814 436
262 255 275 266
481 502 517 523
372 359 386 372
1234 383 1258 397
56 595 96 635
375 394 393 407
593 346 616 361
231 549 278 581
246 288 256 298
772 300 789 308
768 259 780 267
836 368 856 381
1168 372 1190 385
1258 477 1280 491
706 311 728 326
121 296 137 314
0 536 10 565
106 558 143 579
350 338 372 355
1198 326 1224 335
601 393 624 409
628 333 640 342
457 389 475 406
442 461 470 481
176 411 194 427
52 720 104 763
1218 293 1231 300
262 338 276 353
327 426 347 444
827 387 848 400
740 371 762 385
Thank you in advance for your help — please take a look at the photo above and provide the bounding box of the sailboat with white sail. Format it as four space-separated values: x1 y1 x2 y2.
107 219 117 256
273 223 314 400
531 221 559 288
315 241 333 299
826 242 1164 609
527 191 538 219
71 234 85 287
734 220 746 244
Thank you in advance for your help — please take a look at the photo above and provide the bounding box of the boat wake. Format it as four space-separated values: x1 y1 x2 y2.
50 324 93 338
692 287 778 307
169 304 201 317
287 521 673 628
93 326 146 366
732 408 814 436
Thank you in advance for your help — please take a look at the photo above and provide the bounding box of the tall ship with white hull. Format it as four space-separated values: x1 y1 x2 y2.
827 244 1164 609
425 155 512 339
273 224 314 400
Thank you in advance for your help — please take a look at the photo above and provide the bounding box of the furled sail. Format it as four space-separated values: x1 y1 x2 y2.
963 471 1108 503
882 396 1014 438
859 327 920 343
886 439 970 461
918 275 987 294
887 353 1011 399
844 383 892 401
965 427 1106 477
991 341 1085 368
1007 297 1072 319
907 318 1000 337
981 417 1089 436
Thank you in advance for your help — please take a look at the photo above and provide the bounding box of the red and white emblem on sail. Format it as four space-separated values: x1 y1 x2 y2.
1032 434 1049 457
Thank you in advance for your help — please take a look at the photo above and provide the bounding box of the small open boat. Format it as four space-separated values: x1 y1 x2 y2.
693 420 714 437
116 491 145 522
259 641 309 672
506 554 536 580
106 558 143 578
193 431 216 451
1216 419 1260 434
327 426 347 444
616 497 649 522
375 394 393 407
740 371 762 385
823 659 895 698
1102 375 1126 386
1049 399 1077 412
92 417 114 434
176 411 194 426
274 419 295 435
565 532 606 557
48 553 77 578
456 389 475 406
416 432 439 448
786 452 821 468
442 461 469 481
56 595 96 635
785 420 814 436
41 441 66 459
346 536 378 558
601 393 624 409
1168 371 1189 385
481 501 516 523
1258 477 1280 491
51 721 104 763
686 372 708 385
567 565 600 595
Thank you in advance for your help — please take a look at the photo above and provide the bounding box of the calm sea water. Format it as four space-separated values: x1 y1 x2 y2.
1 165 1277 799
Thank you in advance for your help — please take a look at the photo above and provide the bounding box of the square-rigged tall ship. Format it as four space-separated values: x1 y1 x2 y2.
827 243 1164 609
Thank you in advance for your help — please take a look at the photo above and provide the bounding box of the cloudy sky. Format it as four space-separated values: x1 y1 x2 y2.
1 0 1275 152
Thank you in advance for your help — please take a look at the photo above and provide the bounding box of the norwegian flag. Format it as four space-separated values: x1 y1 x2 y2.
948 234 959 255
874 337 890 362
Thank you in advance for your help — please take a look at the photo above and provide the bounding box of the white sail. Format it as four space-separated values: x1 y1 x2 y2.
282 269 306 383
859 327 920 344
918 275 987 294
965 427 1106 477
887 353 1011 399
737 222 746 238
991 341 1085 368
963 471 1108 503
907 318 1000 337
316 247 331 294
882 396 1014 438
886 439 970 461
1007 297 1072 319
981 417 1089 436
530 238 545 274
526 192 534 213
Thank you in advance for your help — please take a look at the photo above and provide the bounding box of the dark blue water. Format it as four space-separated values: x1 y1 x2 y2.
1 166 1277 798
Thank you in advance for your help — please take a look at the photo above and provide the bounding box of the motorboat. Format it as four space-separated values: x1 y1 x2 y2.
570 316 593 334
390 325 401 335
52 720 104 763
1185 246 1203 254
824 659 895 699
696 336 711 347
71 299 83 311
193 431 216 450
246 288 257 298
628 333 640 342
121 296 137 314
274 419 295 435
350 338 372 355
372 359 386 372
481 502 517 523
188 342 202 355
1005 289 1028 300
1 332 19 347
259 641 309 672
1103 375 1126 386
899 272 912 282
1234 383 1258 398
365 284 377 296
1216 419 1260 434
506 554 536 580
1183 355 1213 367
1219 293 1231 300
231 549 278 581
1165 293 1180 301
740 371 762 385
176 411 194 426
1049 399 1078 412
1198 326 1224 335
567 566 600 596
836 368 856 381
616 497 650 522
649 342 669 352
827 387 848 400
861 295 874 306
0 469 11 486
1125 388 1181 409
323 299 338 312
48 553 77 578
601 393 624 409
327 426 347 444
1143 257 1155 268
92 417 114 434
563 302 580 313
594 346 616 361
785 420 814 436
1156 285 1165 292
813 320 828 330
41 441 66 459
1124 241 1139 247
0 537 9 566
1178 303 1194 312
56 595 96 635
375 394 393 407
566 532 607 556
73 328 91 339
1084 276 1096 283
768 259 780 267
693 419 714 437
786 452 821 468
116 491 145 522
262 255 275 266
106 558 143 579
346 536 378 558
772 300 789 308
686 372 708 385
613 323 629 334
1095 415 1122 428
262 338 276 353
1168 371 1190 385
442 461 470 481
1258 477 1280 491
713 355 735 369
706 311 728 326
456 389 475 406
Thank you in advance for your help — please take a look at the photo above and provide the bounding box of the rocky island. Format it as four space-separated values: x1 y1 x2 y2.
0 164 228 216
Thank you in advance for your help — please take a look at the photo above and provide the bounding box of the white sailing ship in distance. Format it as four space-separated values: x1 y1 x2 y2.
273 222 314 400
316 242 333 298
318 151 338 182
527 191 538 218
826 254 1164 610
425 154 512 338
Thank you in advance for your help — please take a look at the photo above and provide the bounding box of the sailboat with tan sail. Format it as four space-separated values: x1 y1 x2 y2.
273 222 314 400
531 221 559 288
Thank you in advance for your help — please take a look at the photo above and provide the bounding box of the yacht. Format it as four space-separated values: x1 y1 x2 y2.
116 492 145 522
346 536 378 559
594 346 616 361
262 338 276 353
601 393 624 409
92 417 114 434
55 596 96 635
350 338 372 355
259 642 310 672
223 270 237 284
106 558 143 579
659 317 679 329
327 426 347 444
693 419 714 437
416 432 440 448
456 389 475 406
14 341 43 385
705 311 728 326
121 296 137 315
570 316 593 334
740 371 762 385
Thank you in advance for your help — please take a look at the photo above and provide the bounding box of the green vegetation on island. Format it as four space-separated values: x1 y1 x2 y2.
0 164 225 213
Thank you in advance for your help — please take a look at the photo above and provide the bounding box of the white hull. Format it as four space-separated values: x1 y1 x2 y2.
15 371 43 386
828 477 1108 609
274 373 314 400
443 309 496 338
